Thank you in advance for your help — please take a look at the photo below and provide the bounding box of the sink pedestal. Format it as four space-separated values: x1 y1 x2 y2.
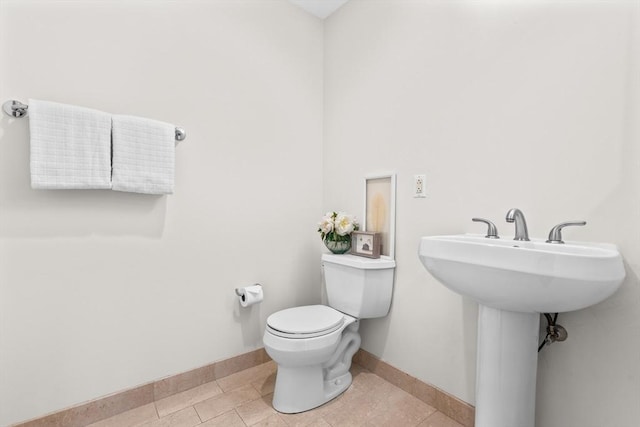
475 306 540 427
419 234 626 427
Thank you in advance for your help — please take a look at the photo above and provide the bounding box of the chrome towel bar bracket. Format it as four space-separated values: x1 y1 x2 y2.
174 127 186 142
3 100 28 118
3 99 186 142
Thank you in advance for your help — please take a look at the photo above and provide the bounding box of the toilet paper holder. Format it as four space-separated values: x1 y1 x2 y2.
235 284 264 307
235 283 262 297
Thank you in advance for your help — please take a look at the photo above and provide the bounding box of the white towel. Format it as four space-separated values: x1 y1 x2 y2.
111 115 175 195
29 99 112 189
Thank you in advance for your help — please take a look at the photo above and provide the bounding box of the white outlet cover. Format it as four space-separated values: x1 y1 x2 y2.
414 174 427 198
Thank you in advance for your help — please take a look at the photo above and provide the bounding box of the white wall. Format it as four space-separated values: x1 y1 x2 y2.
0 1 323 425
324 1 640 427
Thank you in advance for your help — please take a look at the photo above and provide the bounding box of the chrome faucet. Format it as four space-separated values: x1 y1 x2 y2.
505 208 530 241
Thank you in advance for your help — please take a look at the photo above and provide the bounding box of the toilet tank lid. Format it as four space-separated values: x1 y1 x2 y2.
322 253 396 269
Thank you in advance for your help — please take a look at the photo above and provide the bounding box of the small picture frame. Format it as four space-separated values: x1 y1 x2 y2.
351 231 381 259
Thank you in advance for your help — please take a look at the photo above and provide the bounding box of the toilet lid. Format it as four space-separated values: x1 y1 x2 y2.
267 305 344 336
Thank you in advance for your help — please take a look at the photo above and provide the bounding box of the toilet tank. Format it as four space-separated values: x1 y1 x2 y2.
322 253 396 319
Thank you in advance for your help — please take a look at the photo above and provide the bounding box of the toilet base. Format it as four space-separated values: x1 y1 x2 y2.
272 365 352 413
265 317 361 414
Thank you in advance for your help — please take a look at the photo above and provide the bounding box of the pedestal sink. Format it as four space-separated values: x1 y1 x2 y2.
418 234 625 427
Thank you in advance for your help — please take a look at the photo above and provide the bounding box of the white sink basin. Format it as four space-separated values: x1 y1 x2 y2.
419 234 625 313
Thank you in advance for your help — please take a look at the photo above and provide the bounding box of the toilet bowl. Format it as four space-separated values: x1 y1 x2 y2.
263 254 396 414
264 304 361 413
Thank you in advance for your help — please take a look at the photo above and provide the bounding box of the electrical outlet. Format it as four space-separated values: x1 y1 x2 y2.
414 174 427 198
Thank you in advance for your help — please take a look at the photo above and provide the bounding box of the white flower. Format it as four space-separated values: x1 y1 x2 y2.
318 210 358 241
318 213 335 234
334 212 357 236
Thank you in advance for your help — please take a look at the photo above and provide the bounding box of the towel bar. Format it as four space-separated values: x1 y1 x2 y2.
3 99 187 142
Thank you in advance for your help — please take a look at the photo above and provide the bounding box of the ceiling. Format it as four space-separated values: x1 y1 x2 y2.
288 0 350 19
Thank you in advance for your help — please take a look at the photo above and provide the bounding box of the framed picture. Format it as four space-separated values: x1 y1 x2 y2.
351 231 381 258
364 173 396 259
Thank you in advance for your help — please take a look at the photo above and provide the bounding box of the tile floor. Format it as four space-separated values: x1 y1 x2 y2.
88 362 463 427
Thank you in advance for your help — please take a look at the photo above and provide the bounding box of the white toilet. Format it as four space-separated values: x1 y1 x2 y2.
263 253 396 413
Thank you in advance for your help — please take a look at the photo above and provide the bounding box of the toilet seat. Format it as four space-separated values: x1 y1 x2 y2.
266 305 345 339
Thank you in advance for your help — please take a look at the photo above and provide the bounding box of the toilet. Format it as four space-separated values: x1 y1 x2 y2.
263 253 396 413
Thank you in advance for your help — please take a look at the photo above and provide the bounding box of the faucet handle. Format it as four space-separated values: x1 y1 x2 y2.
546 221 587 244
472 218 500 239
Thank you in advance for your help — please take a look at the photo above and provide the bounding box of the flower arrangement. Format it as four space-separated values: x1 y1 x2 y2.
318 211 359 254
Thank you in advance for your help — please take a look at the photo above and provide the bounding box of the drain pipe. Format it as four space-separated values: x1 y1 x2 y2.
538 313 568 352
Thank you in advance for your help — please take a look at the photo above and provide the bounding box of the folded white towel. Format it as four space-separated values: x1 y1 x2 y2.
111 115 175 195
29 99 112 189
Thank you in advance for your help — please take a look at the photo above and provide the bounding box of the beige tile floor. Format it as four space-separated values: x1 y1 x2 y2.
88 362 463 427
